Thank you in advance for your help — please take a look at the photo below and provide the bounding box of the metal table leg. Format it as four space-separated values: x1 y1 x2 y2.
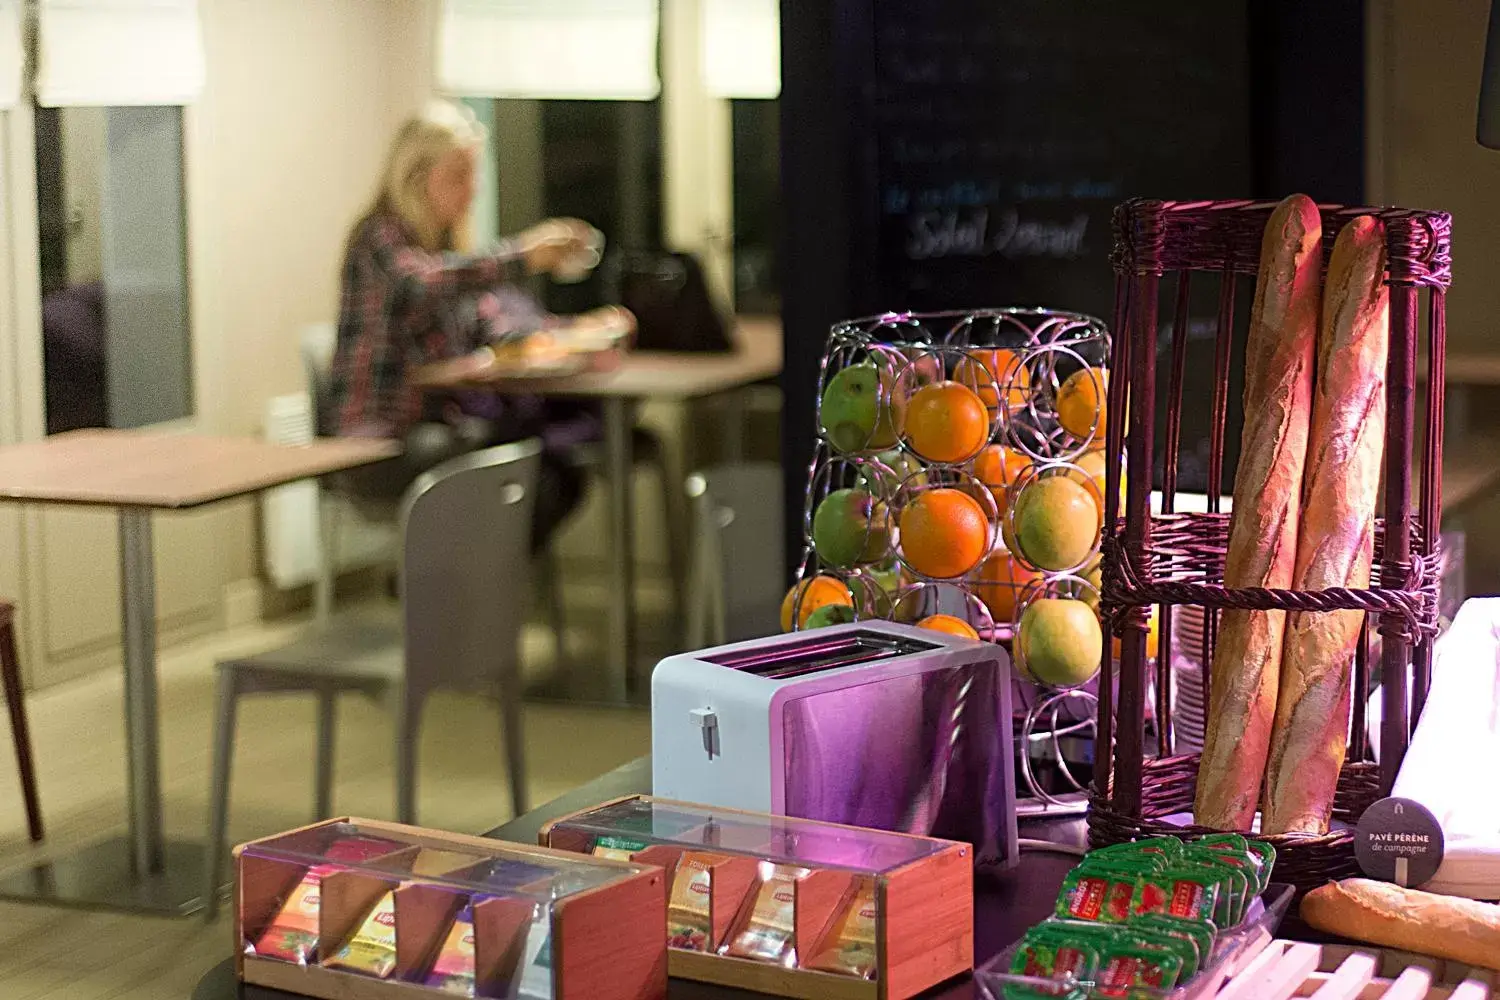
121 509 164 872
0 508 218 915
603 398 636 703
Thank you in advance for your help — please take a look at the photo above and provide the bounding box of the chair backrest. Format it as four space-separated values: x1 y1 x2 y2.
686 462 784 646
398 439 542 696
301 322 338 436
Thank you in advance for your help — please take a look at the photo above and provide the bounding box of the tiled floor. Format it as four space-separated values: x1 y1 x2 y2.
0 597 655 998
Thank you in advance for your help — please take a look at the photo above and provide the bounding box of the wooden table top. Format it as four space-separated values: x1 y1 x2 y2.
412 315 783 400
0 429 399 510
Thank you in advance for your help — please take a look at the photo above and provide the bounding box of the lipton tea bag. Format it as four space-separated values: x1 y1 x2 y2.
249 834 402 964
516 906 555 1000
425 901 478 995
667 851 730 951
725 863 810 965
805 878 878 978
324 889 399 978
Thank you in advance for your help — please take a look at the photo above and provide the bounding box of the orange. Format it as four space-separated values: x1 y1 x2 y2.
973 549 1042 624
972 444 1031 517
898 488 990 579
780 576 853 632
1057 367 1108 445
953 348 1031 413
1112 606 1161 660
917 614 980 640
903 381 991 464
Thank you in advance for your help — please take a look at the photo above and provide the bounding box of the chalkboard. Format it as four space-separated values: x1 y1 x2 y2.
866 0 1253 323
779 0 1363 573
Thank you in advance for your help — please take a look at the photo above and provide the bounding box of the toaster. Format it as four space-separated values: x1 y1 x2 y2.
650 620 1018 868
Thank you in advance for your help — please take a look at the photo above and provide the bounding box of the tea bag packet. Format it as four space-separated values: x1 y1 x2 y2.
324 889 399 978
249 835 403 964
515 905 554 1000
805 879 878 979
424 901 479 995
590 835 649 862
667 851 730 951
724 862 811 964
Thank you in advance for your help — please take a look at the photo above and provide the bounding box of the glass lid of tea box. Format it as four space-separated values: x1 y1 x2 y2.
242 820 639 901
556 798 948 873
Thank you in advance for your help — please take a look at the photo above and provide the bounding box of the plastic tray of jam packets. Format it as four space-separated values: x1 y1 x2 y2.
233 817 666 1000
975 883 1295 1000
540 795 974 1000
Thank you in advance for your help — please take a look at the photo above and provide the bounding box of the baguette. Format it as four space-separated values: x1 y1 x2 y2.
1301 878 1500 971
1194 194 1322 831
1262 216 1389 835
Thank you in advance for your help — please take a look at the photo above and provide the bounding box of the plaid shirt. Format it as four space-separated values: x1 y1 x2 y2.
328 213 539 437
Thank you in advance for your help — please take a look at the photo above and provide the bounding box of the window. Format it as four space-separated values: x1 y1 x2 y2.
478 99 663 315
35 105 192 434
731 98 779 315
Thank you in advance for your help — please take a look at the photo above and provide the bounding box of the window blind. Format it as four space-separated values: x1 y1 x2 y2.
36 0 205 107
702 0 779 99
0 0 21 109
438 0 660 101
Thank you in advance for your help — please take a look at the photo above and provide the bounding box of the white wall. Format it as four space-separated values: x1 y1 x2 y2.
1369 0 1500 353
186 0 439 588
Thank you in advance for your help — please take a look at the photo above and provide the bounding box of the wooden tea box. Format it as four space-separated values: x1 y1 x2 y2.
234 817 666 1000
539 795 973 1000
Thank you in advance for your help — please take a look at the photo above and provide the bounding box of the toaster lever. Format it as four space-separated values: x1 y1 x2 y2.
689 708 719 759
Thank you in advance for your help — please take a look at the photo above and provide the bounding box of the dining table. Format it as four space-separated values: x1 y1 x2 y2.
0 428 399 916
411 317 783 705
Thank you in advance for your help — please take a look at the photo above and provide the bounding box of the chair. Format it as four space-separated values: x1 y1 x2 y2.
203 440 540 919
684 463 785 648
0 601 43 842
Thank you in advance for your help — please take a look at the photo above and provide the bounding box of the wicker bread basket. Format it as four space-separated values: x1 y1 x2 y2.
1091 198 1451 892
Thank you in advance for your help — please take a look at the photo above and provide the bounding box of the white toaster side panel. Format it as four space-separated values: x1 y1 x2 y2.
651 655 774 813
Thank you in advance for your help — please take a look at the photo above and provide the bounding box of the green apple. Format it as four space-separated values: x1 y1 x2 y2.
1015 598 1103 687
820 362 906 454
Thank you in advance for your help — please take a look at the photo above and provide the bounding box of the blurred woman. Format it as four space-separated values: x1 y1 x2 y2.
328 99 611 550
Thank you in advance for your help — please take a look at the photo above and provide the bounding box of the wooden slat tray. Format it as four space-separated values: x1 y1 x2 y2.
1222 940 1495 1000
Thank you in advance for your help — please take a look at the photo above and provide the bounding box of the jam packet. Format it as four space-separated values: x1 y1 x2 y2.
1181 852 1249 927
424 901 478 995
1056 864 1142 923
804 878 877 978
1095 940 1184 998
1120 925 1200 980
324 888 399 978
591 835 649 862
1130 868 1219 923
249 834 403 964
1089 837 1185 867
1010 925 1100 988
668 851 730 951
1130 912 1215 976
725 862 811 964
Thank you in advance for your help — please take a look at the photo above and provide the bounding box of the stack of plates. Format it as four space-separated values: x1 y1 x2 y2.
1170 605 1209 753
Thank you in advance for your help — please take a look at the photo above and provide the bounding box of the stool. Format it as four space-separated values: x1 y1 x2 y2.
0 601 43 842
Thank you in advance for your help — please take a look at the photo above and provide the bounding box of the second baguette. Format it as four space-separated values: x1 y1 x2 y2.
1262 216 1389 835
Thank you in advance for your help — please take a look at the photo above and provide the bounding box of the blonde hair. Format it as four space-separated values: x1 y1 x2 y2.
367 99 486 252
